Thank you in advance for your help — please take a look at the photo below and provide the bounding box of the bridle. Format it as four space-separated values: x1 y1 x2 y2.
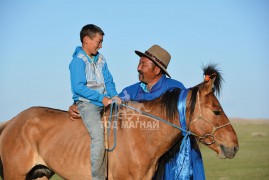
188 91 231 146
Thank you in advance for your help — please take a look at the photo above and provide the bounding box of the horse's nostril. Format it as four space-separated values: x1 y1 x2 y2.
220 144 226 154
234 146 239 154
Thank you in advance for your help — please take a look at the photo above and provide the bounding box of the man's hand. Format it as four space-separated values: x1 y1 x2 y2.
68 104 80 121
112 96 122 105
102 97 112 107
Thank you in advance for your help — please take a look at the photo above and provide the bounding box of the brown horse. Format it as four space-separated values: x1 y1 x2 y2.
0 64 239 180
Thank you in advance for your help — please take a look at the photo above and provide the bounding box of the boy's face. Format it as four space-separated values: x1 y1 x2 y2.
84 33 103 58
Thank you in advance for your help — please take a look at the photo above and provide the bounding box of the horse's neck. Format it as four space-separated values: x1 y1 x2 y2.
185 92 193 129
107 101 181 164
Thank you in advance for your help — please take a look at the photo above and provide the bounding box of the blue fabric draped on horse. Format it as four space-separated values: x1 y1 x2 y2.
164 88 205 180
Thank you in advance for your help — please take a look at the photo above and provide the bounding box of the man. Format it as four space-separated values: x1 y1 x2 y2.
118 45 185 101
68 45 205 179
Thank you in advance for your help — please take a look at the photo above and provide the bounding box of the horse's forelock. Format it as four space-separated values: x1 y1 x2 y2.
202 63 224 96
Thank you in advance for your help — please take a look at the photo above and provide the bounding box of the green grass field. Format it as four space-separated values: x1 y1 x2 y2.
2 119 269 180
201 119 269 180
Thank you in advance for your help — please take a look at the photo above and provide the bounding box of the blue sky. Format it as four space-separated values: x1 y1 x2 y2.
0 0 268 121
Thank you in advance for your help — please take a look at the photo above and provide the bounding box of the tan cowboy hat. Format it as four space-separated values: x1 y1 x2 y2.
135 45 171 78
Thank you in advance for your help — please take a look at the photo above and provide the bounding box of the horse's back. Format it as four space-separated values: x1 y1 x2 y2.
15 106 68 121
1 106 89 150
1 106 69 139
0 106 70 156
0 106 91 179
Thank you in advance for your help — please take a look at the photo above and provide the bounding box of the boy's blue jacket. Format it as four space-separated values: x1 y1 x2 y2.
69 46 117 107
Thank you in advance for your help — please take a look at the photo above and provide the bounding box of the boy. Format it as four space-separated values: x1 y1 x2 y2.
69 24 120 180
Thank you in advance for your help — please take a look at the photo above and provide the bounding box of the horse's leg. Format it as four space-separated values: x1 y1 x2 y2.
2 133 37 179
3 165 27 180
2 151 35 180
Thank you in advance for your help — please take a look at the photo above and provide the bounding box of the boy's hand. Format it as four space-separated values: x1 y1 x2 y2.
112 96 122 105
68 104 81 121
102 97 112 107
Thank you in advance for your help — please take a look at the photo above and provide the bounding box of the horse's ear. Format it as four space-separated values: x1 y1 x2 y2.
202 74 216 94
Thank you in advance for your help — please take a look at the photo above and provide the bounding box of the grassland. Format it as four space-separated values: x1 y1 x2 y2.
201 119 269 180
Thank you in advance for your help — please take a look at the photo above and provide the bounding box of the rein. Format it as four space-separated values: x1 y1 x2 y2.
105 102 119 152
105 91 231 151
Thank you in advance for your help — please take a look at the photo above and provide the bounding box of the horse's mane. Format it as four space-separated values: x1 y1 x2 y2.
160 88 181 120
159 63 223 121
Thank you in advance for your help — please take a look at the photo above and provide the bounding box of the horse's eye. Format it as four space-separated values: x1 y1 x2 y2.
213 110 221 115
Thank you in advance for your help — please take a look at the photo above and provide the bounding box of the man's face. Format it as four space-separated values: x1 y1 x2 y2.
137 57 157 84
84 33 103 57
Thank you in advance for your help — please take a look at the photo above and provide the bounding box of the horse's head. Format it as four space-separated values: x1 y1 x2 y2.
187 64 239 159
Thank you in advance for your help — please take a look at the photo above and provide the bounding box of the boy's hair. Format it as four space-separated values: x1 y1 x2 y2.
80 24 105 43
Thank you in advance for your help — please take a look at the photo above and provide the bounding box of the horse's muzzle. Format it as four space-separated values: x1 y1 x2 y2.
219 144 239 159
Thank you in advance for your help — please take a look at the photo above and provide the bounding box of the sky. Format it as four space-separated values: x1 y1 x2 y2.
0 0 268 121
